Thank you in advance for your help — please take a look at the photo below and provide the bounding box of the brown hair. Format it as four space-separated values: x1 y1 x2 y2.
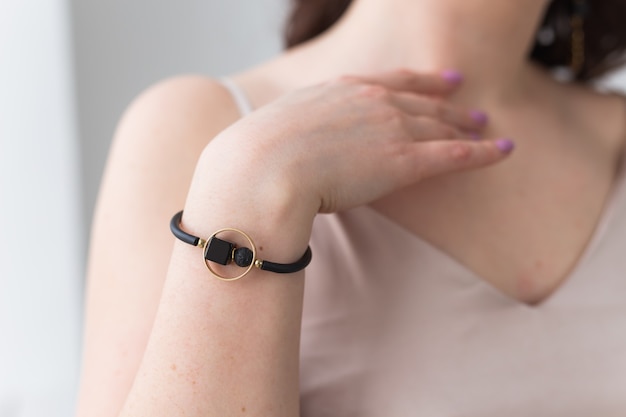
284 0 626 81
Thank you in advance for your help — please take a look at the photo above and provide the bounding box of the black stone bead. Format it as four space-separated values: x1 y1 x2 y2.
205 237 234 265
234 247 254 267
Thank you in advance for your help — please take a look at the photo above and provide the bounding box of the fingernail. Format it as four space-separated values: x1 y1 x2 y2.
495 138 515 154
470 110 488 125
469 132 481 141
442 70 463 85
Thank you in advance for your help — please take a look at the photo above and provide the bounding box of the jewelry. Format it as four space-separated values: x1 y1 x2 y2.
570 0 588 75
170 211 312 281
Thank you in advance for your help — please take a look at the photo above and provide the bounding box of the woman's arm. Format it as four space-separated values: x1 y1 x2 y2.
75 76 245 417
77 70 511 417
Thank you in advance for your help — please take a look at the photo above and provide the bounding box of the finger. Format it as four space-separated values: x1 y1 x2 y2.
353 68 463 96
402 139 515 183
404 116 468 141
391 93 488 132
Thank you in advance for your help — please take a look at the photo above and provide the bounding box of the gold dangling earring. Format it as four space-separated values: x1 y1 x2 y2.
570 0 588 77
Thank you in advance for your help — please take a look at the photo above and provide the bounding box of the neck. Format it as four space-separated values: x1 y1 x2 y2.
284 0 553 106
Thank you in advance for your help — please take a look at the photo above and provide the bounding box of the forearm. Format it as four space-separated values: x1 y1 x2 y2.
119 149 314 417
120 251 305 417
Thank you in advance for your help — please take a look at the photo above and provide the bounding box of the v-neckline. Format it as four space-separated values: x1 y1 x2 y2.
363 145 626 310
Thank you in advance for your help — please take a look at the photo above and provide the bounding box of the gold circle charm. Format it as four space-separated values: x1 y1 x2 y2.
203 228 257 281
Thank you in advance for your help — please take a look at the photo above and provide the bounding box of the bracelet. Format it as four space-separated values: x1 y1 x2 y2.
170 211 312 281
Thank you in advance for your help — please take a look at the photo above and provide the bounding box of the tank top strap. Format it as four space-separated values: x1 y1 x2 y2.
219 77 254 117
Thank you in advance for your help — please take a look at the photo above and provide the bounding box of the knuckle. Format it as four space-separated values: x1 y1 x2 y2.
358 84 390 100
443 126 460 138
437 125 459 139
331 74 360 86
390 108 406 124
394 67 414 79
391 143 424 182
377 106 404 126
432 100 447 118
448 142 473 162
390 112 406 128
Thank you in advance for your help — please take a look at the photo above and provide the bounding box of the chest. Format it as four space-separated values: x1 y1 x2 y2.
303 203 626 417
371 135 623 305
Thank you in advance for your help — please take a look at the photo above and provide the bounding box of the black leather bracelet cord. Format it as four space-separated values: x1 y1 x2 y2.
170 211 312 280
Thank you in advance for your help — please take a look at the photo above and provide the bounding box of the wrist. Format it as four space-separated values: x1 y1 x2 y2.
180 141 318 264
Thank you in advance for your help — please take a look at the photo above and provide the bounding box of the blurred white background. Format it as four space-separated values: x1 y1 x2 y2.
1 1 283 416
1 1 626 416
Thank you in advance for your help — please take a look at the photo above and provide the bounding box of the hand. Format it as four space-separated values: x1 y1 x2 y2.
187 69 512 237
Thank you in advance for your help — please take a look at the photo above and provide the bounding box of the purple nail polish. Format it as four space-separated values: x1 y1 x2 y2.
470 110 489 125
442 70 463 85
495 138 515 154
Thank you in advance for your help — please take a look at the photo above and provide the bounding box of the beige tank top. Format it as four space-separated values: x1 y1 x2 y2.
221 79 626 416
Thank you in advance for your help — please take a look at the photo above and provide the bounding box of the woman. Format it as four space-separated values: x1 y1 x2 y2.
76 0 626 415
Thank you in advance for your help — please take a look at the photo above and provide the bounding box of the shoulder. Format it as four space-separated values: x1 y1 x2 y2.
101 75 244 203
92 74 245 252
115 75 242 151
96 74 246 214
94 74 246 262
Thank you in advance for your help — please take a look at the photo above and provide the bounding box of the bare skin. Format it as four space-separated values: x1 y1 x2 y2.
76 0 626 416
234 0 626 305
